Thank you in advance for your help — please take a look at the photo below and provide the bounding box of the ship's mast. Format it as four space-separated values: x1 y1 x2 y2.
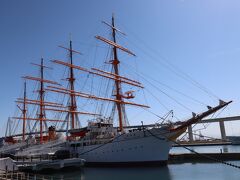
50 42 105 134
10 16 232 142
14 59 67 142
68 40 77 129
39 58 45 143
111 15 124 132
48 17 149 133
22 81 27 141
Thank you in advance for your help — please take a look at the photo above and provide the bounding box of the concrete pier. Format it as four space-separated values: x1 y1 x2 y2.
188 125 194 142
169 152 240 163
219 121 227 141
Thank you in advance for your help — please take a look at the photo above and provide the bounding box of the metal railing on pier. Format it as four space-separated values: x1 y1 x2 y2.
0 170 75 180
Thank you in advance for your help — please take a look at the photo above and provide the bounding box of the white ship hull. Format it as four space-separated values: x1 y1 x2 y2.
70 128 175 165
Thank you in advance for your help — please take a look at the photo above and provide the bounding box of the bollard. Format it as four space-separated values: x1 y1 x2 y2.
11 165 15 179
5 165 8 179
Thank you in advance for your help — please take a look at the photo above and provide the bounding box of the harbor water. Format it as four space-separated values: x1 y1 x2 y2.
35 145 240 180
38 163 240 180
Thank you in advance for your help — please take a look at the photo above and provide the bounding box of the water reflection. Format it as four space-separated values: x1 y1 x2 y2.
36 160 240 180
82 166 171 180
42 166 172 180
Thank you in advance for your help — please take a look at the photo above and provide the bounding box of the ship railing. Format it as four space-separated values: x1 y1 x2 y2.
16 152 79 164
14 154 53 163
72 138 113 147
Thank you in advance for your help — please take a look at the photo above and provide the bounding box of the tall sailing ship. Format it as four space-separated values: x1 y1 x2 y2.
1 15 232 165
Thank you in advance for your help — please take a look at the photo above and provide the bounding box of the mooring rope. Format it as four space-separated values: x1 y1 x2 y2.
147 129 240 170
72 126 240 170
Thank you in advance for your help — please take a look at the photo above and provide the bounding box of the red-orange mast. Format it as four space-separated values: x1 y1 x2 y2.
69 40 77 129
56 41 79 130
15 60 72 141
50 18 145 132
111 15 124 132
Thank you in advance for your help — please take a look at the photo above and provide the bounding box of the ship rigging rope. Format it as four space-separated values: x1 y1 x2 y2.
45 65 66 127
141 106 170 122
141 76 194 113
147 129 240 170
117 20 220 101
144 88 171 112
103 66 114 118
178 105 227 142
121 62 208 107
11 77 39 135
190 132 222 141
142 88 182 123
122 61 230 126
93 45 111 117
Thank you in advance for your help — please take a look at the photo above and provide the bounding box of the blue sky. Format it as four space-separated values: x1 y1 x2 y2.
1 0 240 138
